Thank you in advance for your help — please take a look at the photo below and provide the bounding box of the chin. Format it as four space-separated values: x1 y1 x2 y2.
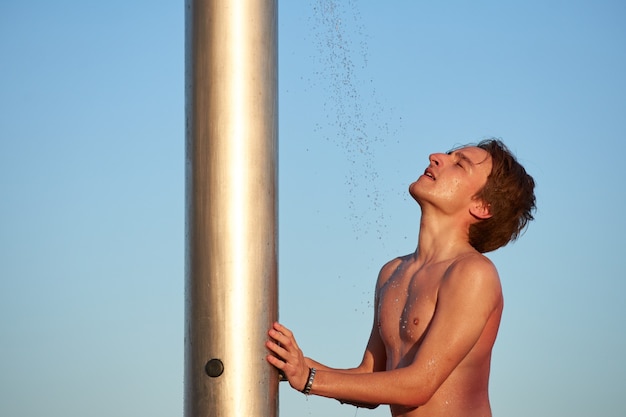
408 181 422 202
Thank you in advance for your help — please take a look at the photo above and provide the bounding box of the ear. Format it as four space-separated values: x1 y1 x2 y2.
470 199 492 220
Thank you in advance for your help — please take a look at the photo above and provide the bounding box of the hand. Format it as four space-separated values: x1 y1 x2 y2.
265 322 310 392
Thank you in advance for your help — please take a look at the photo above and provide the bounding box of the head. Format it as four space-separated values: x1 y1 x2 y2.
410 145 494 220
469 139 536 252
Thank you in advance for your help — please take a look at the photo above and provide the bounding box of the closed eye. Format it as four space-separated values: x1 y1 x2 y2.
455 152 474 168
447 150 475 170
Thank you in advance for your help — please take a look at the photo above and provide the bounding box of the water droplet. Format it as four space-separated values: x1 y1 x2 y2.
310 0 400 244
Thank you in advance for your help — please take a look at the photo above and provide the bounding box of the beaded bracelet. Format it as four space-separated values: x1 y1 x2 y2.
301 367 317 395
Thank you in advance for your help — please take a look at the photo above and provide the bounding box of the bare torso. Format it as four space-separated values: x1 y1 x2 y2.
376 254 503 417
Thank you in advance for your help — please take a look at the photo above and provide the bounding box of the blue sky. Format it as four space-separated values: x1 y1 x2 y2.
1 1 625 416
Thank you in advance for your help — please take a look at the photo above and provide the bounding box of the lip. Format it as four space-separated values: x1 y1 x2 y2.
423 167 436 180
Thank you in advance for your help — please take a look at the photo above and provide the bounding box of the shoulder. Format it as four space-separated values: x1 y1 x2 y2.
375 254 409 290
441 253 502 308
447 253 499 281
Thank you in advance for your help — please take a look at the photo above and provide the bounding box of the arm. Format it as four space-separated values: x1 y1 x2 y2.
304 289 387 409
305 279 387 374
267 322 382 409
305 258 398 376
267 263 393 407
296 289 385 375
267 255 502 407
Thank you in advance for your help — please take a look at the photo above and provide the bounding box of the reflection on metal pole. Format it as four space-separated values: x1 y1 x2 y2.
184 0 278 416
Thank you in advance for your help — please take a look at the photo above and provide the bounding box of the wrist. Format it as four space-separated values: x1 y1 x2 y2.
301 367 317 395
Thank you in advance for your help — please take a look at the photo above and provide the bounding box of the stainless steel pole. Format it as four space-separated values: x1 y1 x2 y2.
184 0 278 416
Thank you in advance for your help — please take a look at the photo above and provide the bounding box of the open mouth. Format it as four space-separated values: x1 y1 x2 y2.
424 168 436 180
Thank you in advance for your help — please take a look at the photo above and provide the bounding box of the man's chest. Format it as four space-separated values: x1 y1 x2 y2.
377 269 443 346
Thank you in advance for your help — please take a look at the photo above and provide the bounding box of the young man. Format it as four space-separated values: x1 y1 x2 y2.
266 139 536 416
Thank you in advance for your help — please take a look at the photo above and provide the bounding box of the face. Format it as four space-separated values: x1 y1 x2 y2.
409 146 493 217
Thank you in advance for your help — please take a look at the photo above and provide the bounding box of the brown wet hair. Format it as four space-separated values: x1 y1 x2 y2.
469 139 536 253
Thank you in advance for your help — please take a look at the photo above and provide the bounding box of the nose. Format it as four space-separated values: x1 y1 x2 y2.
429 153 443 166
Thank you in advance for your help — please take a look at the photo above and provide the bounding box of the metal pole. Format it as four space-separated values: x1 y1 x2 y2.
184 0 278 416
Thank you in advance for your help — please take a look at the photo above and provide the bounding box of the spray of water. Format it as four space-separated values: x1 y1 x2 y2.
309 0 399 244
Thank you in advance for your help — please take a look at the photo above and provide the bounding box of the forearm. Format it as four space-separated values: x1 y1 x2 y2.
303 358 381 408
266 322 392 406
308 367 429 408
305 357 367 374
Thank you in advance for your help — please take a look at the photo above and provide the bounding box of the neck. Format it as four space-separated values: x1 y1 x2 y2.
413 205 477 264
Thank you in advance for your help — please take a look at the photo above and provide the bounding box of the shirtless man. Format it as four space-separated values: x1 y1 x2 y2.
266 139 536 416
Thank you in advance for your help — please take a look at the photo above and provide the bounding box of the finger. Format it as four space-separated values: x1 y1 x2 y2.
268 328 289 345
268 330 299 352
269 326 300 350
266 354 286 369
265 340 292 360
273 322 293 338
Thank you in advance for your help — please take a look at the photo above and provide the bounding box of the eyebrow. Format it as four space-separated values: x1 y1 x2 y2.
448 148 489 166
452 151 475 166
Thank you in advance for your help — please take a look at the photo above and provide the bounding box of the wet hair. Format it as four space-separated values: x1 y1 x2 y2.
469 139 536 253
